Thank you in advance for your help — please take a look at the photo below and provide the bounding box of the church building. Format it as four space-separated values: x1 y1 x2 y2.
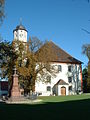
13 23 83 96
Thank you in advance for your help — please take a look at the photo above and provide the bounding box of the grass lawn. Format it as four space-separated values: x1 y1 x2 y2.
0 94 90 120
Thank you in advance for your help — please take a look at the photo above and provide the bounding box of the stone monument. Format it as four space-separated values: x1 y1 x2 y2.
10 67 21 101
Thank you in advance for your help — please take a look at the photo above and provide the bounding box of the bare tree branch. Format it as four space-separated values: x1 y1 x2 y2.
81 28 90 34
82 44 90 62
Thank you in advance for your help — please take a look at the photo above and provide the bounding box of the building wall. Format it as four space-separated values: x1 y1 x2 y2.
35 81 52 96
14 30 27 42
35 62 82 96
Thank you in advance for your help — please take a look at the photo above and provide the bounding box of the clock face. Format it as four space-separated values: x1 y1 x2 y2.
20 34 23 37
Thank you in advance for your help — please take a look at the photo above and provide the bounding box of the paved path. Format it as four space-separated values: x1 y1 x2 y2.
6 99 42 104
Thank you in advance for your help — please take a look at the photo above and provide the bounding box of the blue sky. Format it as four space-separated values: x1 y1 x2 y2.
0 0 90 68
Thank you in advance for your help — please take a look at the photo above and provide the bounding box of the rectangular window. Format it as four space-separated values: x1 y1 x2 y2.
69 86 72 91
58 65 62 72
47 86 51 91
68 77 72 83
68 66 72 72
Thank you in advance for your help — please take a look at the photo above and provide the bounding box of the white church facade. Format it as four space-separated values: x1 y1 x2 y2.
13 23 83 96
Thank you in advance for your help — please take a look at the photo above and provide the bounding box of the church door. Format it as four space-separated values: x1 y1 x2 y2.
61 86 66 96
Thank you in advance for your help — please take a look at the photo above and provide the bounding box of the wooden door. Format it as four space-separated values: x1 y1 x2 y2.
61 86 66 96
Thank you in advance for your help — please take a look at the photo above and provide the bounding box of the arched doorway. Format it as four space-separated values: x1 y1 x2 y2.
61 86 66 96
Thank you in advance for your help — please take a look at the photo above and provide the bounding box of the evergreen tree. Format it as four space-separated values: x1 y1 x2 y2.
82 44 90 92
82 67 88 93
87 63 90 92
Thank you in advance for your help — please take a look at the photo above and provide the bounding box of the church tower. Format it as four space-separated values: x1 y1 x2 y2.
13 23 27 43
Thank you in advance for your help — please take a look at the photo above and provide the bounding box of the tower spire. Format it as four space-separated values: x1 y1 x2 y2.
20 18 22 25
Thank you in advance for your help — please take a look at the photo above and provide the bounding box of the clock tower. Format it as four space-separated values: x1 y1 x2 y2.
13 23 27 43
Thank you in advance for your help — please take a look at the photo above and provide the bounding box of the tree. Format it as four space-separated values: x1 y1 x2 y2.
0 0 5 26
74 0 90 3
82 44 90 63
0 0 5 42
0 41 17 88
82 67 88 93
87 0 89 2
10 37 57 94
0 37 58 95
82 44 90 92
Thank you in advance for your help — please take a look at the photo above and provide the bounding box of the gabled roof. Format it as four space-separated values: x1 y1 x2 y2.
55 79 69 85
37 41 82 64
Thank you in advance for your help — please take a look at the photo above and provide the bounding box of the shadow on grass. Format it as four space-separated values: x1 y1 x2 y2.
0 98 90 120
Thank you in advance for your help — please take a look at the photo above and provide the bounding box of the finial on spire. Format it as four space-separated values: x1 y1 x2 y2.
20 18 22 25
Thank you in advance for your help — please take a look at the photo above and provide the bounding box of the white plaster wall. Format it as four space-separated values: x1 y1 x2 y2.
35 63 82 96
14 30 27 42
35 81 52 96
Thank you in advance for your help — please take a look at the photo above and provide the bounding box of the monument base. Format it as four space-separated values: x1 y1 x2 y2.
8 96 26 102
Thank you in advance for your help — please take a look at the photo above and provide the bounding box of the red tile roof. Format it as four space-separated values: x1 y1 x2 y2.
36 41 82 64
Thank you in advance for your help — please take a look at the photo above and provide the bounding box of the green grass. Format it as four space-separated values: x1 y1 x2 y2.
0 94 90 120
38 94 90 103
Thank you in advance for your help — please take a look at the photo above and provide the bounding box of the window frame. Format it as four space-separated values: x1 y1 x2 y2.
68 65 72 72
58 65 62 72
47 86 51 91
68 76 72 83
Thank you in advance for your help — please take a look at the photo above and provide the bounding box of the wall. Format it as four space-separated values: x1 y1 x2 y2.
14 30 27 42
35 63 82 96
